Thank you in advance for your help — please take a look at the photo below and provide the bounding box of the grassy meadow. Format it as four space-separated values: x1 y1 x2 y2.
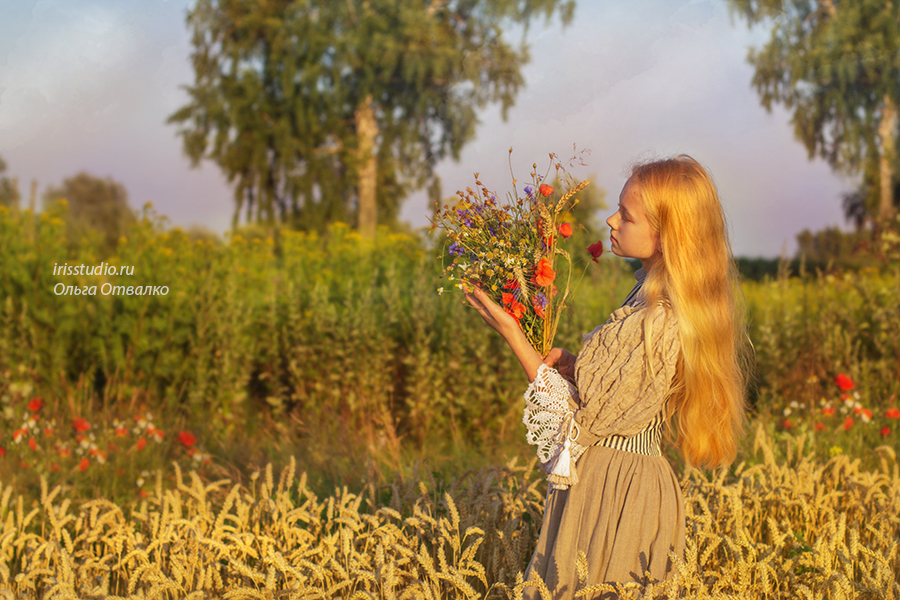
1 203 899 597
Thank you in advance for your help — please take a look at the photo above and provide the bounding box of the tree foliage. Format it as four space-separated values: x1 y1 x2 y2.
43 172 135 257
0 156 21 209
169 0 575 234
729 0 900 222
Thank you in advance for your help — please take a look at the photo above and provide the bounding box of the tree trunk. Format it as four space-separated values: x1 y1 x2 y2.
355 95 378 239
878 94 897 222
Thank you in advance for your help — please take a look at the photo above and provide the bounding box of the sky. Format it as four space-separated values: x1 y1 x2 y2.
0 0 856 258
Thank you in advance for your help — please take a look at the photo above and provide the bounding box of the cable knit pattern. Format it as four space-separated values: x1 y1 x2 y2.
572 302 680 443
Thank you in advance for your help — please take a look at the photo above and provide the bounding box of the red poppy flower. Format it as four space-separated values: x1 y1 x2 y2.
882 426 891 437
559 223 573 238
136 437 147 451
79 458 89 472
843 417 854 431
72 417 90 432
501 293 526 320
27 438 37 451
821 406 835 417
51 463 60 472
532 258 556 287
503 279 519 290
782 419 793 429
532 297 546 318
505 299 526 321
539 184 553 197
0 448 5 457
27 398 43 412
815 422 826 432
178 431 197 448
587 240 604 262
835 373 855 392
885 408 900 419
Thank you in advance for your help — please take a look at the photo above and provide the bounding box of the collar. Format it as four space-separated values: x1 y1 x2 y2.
634 267 647 282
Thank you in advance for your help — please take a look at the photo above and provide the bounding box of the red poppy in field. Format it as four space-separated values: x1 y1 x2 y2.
815 422 826 432
821 406 835 417
27 398 43 412
27 438 37 451
51 463 60 472
136 437 147 451
587 240 603 262
539 184 553 197
782 419 793 429
885 408 900 419
881 426 891 437
843 417 854 431
835 373 855 392
559 223 573 238
0 447 6 457
178 431 197 448
72 417 90 432
532 258 555 287
79 458 89 472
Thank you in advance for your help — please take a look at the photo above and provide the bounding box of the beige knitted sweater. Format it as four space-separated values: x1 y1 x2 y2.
522 281 680 487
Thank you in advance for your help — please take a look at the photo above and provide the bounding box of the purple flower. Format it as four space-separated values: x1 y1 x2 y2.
534 292 548 309
449 242 464 256
523 186 533 196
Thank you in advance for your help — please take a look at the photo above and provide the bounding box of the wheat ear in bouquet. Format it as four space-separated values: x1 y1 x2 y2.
430 150 591 357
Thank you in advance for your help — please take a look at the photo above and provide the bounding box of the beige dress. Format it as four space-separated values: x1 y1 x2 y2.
522 272 686 598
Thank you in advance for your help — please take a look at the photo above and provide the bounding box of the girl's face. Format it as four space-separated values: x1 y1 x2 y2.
606 179 661 269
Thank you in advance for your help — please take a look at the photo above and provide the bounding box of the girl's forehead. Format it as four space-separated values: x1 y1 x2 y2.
618 180 642 207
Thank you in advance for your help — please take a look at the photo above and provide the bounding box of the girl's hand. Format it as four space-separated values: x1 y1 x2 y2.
544 347 576 380
463 284 542 382
463 285 521 342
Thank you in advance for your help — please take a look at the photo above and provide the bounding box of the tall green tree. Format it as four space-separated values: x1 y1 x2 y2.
0 156 21 209
43 172 135 256
729 0 900 223
169 0 575 236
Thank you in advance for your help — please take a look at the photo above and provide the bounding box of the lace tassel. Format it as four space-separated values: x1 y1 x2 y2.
547 413 579 490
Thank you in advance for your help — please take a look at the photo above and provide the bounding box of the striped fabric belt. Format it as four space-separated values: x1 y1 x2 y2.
593 412 665 457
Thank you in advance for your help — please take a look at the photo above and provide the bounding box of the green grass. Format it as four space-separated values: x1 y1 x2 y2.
2 203 899 505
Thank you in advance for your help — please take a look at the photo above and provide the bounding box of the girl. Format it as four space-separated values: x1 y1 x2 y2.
465 155 749 597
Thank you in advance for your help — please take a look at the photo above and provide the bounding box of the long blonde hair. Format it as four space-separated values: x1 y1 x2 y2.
630 155 749 469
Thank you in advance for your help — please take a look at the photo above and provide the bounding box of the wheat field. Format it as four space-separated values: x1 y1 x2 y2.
1 426 898 599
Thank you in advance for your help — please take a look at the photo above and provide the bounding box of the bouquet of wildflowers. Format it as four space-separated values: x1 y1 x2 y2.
431 151 593 356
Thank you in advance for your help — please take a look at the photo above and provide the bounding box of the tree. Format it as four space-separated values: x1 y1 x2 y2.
729 0 900 223
43 172 135 256
169 0 575 237
0 156 21 209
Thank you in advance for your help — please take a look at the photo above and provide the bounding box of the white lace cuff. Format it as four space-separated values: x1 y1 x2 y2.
522 364 588 489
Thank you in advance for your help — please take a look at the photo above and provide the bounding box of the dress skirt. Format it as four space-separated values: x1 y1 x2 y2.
523 446 686 599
